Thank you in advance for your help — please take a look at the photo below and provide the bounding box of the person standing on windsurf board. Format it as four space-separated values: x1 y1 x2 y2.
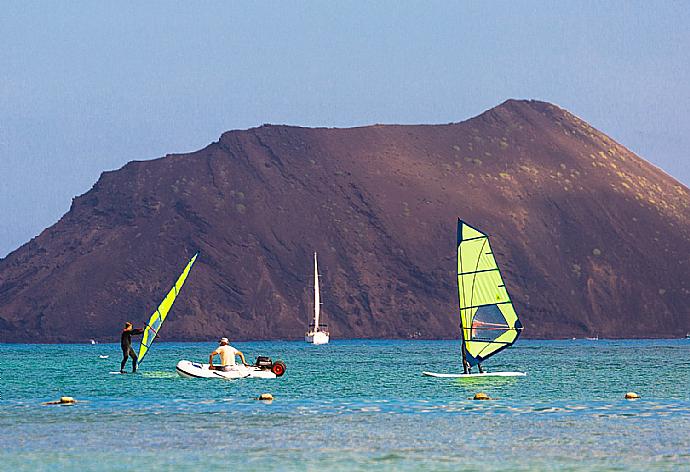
120 322 145 373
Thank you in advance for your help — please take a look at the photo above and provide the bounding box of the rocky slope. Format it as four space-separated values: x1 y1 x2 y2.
1 100 688 342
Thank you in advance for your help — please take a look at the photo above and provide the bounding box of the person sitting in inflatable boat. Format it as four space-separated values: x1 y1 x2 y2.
209 337 247 371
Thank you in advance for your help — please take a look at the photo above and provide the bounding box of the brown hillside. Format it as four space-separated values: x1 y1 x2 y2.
0 99 688 342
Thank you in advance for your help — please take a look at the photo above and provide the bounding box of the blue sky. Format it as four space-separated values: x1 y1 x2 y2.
1 1 689 257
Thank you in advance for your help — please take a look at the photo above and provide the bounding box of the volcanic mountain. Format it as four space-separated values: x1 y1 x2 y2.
1 100 689 343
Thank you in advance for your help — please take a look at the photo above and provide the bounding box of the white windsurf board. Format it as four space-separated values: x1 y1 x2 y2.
422 371 526 378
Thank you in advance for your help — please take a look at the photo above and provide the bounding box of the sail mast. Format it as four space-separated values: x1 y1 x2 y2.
457 220 469 373
313 252 320 331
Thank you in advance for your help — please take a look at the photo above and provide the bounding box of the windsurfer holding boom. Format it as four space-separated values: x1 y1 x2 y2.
120 322 145 373
461 330 484 374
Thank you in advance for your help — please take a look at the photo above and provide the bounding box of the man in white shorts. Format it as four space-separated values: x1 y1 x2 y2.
209 337 247 371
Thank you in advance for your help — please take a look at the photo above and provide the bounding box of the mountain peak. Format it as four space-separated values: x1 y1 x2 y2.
0 100 688 342
477 98 571 125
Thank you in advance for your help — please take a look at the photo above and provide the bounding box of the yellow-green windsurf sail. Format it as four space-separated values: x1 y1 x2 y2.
137 253 199 364
457 220 522 366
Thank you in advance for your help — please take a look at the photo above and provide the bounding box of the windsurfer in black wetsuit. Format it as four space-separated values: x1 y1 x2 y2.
120 322 145 373
461 342 484 374
463 359 485 374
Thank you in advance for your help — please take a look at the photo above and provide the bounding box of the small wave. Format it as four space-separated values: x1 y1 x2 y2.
141 371 178 379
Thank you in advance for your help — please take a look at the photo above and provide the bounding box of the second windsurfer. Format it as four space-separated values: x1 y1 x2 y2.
120 322 144 373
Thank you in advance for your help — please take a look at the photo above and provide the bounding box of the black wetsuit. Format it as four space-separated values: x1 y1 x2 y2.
120 328 144 373
463 359 484 374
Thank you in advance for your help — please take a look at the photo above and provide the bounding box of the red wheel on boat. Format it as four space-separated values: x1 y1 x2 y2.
271 361 286 377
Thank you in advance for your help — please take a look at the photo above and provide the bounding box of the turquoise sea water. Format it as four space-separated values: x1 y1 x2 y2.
1 339 689 471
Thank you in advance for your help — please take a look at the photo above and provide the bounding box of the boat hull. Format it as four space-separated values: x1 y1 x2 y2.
305 331 329 344
175 360 278 379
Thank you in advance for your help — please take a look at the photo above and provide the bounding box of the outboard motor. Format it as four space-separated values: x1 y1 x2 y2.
255 356 273 368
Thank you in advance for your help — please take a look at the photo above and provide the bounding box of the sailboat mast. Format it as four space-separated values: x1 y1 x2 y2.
313 252 320 331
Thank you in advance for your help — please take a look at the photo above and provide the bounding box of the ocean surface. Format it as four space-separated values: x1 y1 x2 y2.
1 339 689 471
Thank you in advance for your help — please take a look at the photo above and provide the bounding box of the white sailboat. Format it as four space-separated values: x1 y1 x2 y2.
305 252 329 345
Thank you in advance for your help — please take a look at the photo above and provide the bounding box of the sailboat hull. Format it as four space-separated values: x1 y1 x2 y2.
305 331 329 344
422 371 526 378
